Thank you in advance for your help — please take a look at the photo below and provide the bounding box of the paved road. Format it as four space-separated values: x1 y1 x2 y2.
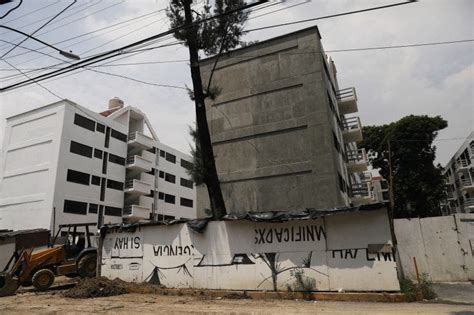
433 282 474 305
1 292 474 314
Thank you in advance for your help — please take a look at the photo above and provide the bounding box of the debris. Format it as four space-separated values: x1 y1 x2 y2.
62 277 128 299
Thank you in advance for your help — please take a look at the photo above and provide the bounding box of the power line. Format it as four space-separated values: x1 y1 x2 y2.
246 0 417 32
0 1 271 92
1 0 59 24
0 0 23 20
1 59 63 100
1 0 78 59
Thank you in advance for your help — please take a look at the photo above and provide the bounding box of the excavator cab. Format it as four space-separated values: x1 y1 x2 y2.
0 223 97 297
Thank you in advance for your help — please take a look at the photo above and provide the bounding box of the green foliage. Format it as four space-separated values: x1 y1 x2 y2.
287 268 316 300
361 115 448 218
166 0 249 56
399 274 437 301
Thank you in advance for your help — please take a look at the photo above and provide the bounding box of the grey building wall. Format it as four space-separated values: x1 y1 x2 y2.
198 27 352 214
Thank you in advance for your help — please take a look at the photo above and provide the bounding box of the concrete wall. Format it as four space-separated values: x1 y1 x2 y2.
101 208 400 292
0 239 15 270
198 27 351 214
395 214 474 282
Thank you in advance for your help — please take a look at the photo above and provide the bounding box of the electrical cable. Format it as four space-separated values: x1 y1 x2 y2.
0 0 271 92
1 0 59 24
246 0 417 33
0 0 23 20
1 0 78 59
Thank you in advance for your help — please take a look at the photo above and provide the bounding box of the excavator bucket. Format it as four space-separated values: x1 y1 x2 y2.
0 273 20 297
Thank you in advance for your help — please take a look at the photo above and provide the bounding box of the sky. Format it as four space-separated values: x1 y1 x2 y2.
0 0 472 166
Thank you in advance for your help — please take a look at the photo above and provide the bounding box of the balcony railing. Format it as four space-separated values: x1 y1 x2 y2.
351 183 371 198
346 149 368 172
461 177 474 190
125 179 152 195
123 205 151 221
336 87 358 115
446 191 455 200
464 198 474 209
126 154 153 172
456 159 471 170
128 131 154 150
342 117 363 143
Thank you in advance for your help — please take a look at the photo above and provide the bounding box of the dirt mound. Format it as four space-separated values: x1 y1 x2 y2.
63 277 128 299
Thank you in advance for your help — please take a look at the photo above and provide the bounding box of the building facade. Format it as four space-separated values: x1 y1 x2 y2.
0 99 196 233
441 131 474 214
197 26 372 214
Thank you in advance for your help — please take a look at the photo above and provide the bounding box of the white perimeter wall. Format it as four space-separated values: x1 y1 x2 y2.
101 208 400 291
395 214 474 282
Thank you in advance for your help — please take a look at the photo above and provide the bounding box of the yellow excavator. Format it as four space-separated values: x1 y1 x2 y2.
0 223 97 296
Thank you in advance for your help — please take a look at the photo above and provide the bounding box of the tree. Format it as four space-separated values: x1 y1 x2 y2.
167 0 255 219
361 115 448 218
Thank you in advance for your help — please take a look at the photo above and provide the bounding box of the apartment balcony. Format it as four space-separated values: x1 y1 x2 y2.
461 177 474 192
336 87 358 115
346 149 368 173
124 179 151 195
342 117 363 143
456 159 471 171
126 154 153 173
464 198 474 211
351 182 373 206
123 205 151 221
128 131 154 150
140 172 155 186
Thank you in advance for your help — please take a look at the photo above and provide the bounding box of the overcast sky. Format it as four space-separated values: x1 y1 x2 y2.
0 0 472 166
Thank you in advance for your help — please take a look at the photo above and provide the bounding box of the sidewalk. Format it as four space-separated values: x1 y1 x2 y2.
432 282 474 305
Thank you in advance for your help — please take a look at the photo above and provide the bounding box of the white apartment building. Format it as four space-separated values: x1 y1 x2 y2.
441 131 474 214
0 98 196 233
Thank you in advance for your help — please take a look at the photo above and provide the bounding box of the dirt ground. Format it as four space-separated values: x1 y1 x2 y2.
1 291 473 315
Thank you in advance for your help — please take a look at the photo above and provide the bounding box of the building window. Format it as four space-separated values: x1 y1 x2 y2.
159 171 164 178
105 127 111 148
109 153 125 166
94 148 103 159
165 152 176 163
148 147 156 154
100 178 106 201
64 199 87 215
338 173 347 193
105 206 122 217
67 169 90 186
180 198 193 208
89 203 98 214
180 159 193 170
165 173 176 184
159 150 166 157
70 141 92 158
96 123 105 133
74 114 95 132
91 175 101 186
164 194 175 204
102 152 108 174
111 129 127 142
180 178 193 189
107 179 124 191
158 192 164 200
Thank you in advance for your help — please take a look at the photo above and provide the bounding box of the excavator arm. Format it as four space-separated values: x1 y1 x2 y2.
0 248 33 297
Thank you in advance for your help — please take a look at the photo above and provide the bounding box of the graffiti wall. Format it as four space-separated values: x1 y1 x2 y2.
101 208 400 291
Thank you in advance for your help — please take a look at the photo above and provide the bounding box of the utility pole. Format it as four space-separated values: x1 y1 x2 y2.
182 0 227 219
388 140 395 211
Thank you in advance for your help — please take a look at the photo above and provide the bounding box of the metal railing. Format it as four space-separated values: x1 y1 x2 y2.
347 149 367 163
128 132 137 141
456 159 471 169
342 116 361 131
351 182 371 198
336 87 357 102
461 177 473 187
464 198 474 208
123 206 132 216
125 179 135 189
446 191 454 199
126 156 136 165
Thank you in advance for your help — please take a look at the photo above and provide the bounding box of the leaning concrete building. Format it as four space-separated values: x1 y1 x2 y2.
198 26 372 214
